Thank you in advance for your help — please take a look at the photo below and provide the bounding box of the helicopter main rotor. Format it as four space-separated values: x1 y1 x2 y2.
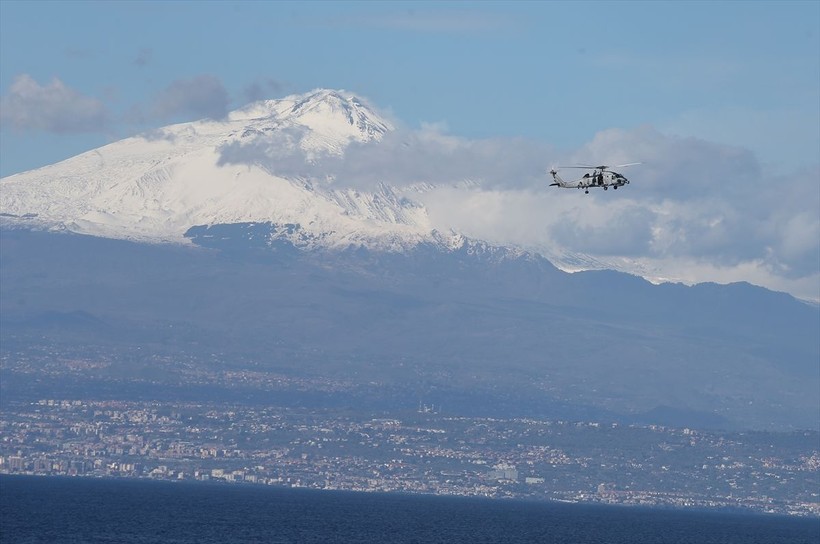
556 162 641 171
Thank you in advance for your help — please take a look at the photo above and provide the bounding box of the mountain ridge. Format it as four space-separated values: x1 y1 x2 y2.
1 227 817 430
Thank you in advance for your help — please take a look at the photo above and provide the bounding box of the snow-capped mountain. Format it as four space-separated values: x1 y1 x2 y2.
2 89 818 431
0 89 450 250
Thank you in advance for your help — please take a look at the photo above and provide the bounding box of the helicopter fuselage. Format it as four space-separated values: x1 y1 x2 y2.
579 171 629 190
549 167 632 194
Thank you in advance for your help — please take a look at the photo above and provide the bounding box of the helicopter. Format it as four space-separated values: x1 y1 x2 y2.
549 163 641 194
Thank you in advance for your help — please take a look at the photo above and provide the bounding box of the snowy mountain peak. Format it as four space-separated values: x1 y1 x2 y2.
288 89 392 139
0 89 435 251
227 88 392 153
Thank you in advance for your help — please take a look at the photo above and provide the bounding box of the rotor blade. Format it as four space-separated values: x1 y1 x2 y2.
556 162 642 170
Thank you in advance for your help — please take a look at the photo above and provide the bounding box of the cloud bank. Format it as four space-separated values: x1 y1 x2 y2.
0 74 108 133
150 75 230 121
0 72 235 138
218 123 819 300
219 123 555 190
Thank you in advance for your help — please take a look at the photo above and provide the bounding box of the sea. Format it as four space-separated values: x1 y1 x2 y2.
1 475 818 544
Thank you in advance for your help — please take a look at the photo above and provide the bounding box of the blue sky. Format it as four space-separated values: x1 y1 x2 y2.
1 1 817 176
1 1 819 299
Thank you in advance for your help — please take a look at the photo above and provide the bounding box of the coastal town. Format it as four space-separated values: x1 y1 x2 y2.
2 397 817 517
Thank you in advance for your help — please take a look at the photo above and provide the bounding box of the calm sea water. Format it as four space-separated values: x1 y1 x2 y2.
1 475 818 544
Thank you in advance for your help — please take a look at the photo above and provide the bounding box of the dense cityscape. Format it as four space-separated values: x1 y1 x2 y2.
2 396 818 517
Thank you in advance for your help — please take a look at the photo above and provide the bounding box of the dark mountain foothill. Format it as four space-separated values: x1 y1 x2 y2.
1 226 817 431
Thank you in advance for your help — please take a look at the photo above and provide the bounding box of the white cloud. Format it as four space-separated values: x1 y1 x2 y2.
242 78 284 104
416 126 818 300
150 75 230 121
550 202 656 256
0 74 107 133
660 105 820 170
218 123 555 190
215 121 819 300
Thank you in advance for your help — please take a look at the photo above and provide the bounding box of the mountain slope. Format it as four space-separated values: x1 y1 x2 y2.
1 228 817 430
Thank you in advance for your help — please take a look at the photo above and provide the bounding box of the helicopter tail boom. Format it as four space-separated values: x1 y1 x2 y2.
549 169 568 187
